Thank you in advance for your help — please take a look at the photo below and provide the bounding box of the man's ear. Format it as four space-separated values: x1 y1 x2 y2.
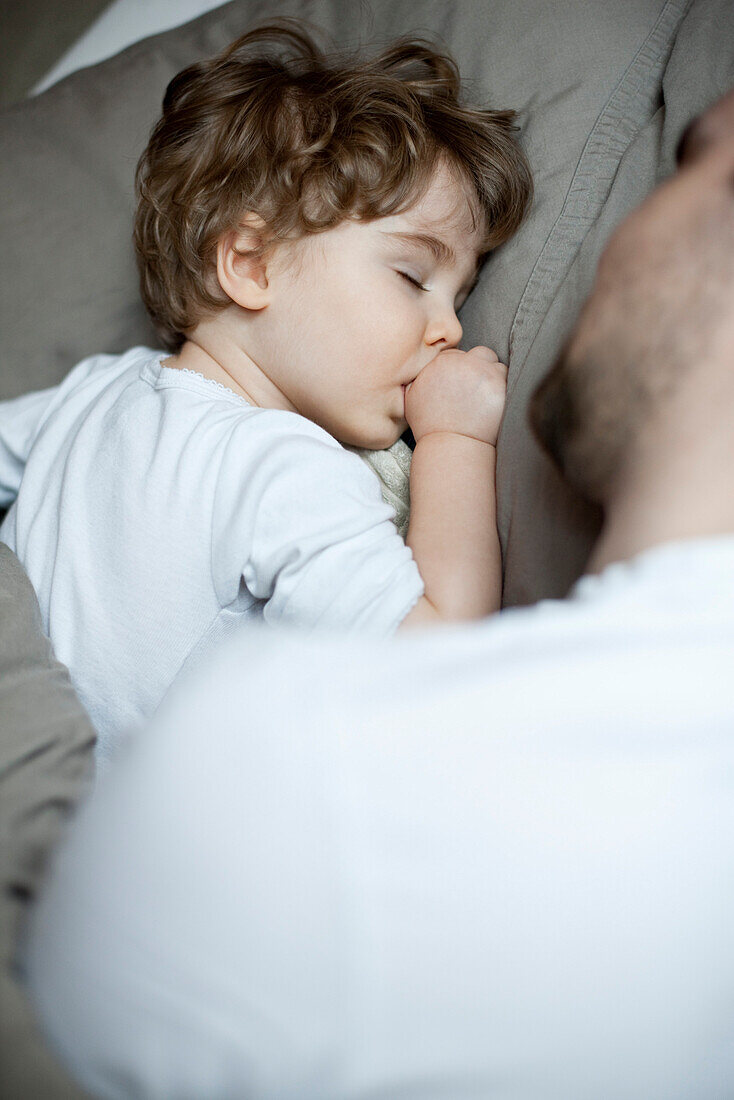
216 213 272 311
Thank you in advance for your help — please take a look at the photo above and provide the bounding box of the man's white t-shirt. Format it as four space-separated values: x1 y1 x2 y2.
24 534 734 1099
0 347 423 762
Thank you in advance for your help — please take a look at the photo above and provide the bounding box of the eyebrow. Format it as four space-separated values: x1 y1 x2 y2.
380 230 481 293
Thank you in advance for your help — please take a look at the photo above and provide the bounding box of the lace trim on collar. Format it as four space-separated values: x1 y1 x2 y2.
175 366 252 405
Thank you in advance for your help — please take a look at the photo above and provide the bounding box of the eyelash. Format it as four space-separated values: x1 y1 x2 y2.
397 269 468 311
398 271 428 292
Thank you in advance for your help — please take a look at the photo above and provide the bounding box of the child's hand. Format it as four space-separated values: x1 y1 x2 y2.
404 346 508 446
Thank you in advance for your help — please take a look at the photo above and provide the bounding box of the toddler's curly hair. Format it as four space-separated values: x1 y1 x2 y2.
134 17 533 350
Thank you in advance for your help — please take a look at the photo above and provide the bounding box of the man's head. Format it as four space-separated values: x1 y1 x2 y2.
529 88 734 506
133 17 532 353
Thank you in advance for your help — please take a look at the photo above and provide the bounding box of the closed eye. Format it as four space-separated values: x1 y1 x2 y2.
398 271 427 292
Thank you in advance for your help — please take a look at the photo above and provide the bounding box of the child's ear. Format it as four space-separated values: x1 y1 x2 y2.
216 213 272 311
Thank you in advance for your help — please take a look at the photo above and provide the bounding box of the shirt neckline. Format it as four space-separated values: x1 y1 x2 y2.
153 355 253 407
572 531 734 602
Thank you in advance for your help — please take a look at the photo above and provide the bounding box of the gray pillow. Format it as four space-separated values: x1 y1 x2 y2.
0 543 95 1097
0 0 726 608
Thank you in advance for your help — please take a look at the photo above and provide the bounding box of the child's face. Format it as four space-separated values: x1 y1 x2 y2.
255 162 485 449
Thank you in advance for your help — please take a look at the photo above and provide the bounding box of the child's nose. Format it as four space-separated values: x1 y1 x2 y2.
424 307 463 350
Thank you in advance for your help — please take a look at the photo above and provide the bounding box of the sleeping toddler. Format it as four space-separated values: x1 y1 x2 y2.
0 19 532 764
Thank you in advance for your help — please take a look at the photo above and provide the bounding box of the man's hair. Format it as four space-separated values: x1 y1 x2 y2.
134 18 533 350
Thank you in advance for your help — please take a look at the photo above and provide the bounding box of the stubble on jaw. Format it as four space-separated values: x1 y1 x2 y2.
530 184 734 506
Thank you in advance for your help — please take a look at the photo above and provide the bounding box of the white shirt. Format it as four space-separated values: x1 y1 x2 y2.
24 535 734 1099
0 347 423 763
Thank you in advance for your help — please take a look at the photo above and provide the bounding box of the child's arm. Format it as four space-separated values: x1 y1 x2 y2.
399 347 507 629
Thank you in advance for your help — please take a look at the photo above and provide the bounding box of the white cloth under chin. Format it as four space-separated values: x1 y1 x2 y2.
346 437 412 540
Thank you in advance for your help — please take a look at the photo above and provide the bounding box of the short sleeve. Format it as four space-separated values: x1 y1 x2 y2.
0 350 138 511
211 413 423 635
0 387 60 509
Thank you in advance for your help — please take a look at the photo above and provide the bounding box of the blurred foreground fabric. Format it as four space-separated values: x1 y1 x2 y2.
25 536 734 1098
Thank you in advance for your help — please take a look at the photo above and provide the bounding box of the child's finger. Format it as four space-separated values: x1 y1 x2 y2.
466 345 499 362
482 360 508 382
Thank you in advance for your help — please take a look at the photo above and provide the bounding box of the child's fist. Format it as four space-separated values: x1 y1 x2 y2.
405 346 508 446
